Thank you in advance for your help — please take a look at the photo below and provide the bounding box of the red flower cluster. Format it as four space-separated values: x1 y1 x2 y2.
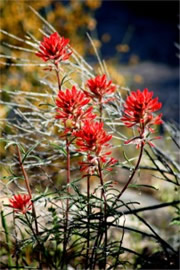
75 120 112 154
122 88 163 147
36 32 72 64
74 120 117 174
122 88 162 129
56 86 96 131
86 74 116 103
9 194 32 214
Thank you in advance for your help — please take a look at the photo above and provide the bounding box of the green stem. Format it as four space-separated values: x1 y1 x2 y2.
1 210 13 267
13 211 19 268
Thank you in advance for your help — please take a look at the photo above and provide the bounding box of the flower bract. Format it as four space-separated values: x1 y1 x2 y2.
9 194 32 214
36 32 72 64
74 120 112 154
122 88 162 130
74 120 117 174
86 74 116 103
122 88 163 147
56 86 96 132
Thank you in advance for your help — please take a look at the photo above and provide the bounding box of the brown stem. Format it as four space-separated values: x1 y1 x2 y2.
98 159 107 270
61 137 71 268
66 137 71 196
16 145 39 235
66 137 70 226
55 63 61 91
16 145 32 199
65 137 70 240
86 175 90 269
99 97 103 123
90 160 107 269
115 143 144 204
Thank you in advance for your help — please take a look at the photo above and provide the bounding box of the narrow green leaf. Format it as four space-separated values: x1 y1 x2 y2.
123 151 133 166
22 142 40 164
129 184 158 190
1 210 13 267
50 143 67 156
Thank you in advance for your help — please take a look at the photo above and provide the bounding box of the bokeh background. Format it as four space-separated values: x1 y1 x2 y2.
94 0 179 123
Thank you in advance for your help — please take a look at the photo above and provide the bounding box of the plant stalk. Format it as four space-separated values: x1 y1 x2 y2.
16 145 39 235
99 97 103 123
55 62 61 91
86 175 91 269
115 143 144 205
65 137 70 224
61 137 71 268
1 210 13 267
98 159 107 270
16 145 42 268
13 211 19 268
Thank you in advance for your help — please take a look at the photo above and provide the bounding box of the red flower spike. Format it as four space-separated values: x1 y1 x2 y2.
122 88 163 131
122 88 163 147
74 120 112 155
74 120 117 173
86 74 116 103
36 32 72 64
56 86 96 131
9 194 32 214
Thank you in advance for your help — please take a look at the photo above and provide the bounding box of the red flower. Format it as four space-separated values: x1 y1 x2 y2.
122 88 162 130
86 74 116 103
74 121 117 174
122 88 163 147
9 194 32 214
36 32 72 64
56 86 96 131
74 120 112 155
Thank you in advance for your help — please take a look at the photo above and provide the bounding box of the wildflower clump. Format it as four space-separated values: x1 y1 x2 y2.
2 15 175 270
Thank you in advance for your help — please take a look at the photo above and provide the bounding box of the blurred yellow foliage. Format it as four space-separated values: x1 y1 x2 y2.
0 1 102 174
107 65 125 87
0 0 101 91
85 0 102 10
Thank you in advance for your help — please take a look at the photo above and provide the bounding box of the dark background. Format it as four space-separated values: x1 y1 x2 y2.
95 0 179 66
95 0 179 123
